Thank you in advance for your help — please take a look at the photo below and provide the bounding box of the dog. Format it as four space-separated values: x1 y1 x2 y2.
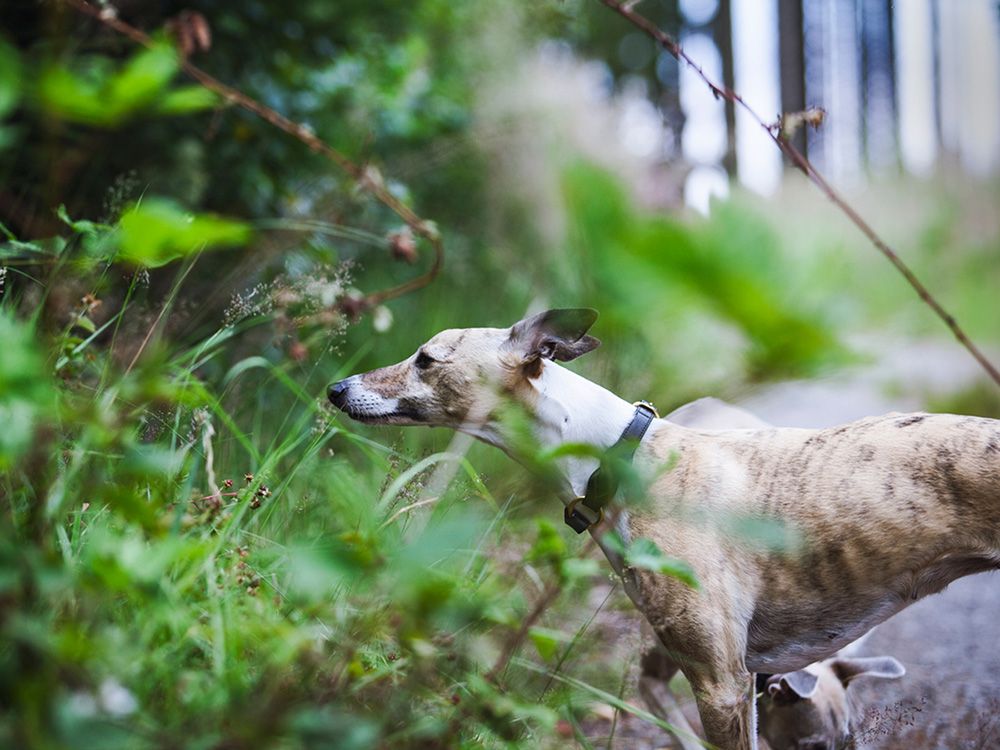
328 308 1000 750
656 400 906 750
757 650 904 750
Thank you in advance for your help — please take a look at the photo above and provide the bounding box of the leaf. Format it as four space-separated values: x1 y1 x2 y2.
38 43 204 128
527 518 566 564
284 545 355 602
723 513 801 551
153 85 218 115
598 528 627 557
559 556 600 581
121 444 187 478
56 204 104 234
38 65 109 126
528 627 564 661
0 36 20 119
624 538 698 588
107 43 179 113
117 198 252 267
73 315 96 334
0 311 55 469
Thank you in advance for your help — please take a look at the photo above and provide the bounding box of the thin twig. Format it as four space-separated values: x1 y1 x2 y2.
486 578 562 686
597 0 1000 388
60 0 444 314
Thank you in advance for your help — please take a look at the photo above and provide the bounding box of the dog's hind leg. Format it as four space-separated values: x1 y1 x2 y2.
638 640 704 750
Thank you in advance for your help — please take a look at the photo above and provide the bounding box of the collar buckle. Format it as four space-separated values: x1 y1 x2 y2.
632 400 660 418
564 496 604 533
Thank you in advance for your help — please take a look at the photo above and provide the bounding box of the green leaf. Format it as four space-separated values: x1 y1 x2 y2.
624 538 698 588
527 518 566 565
598 528 627 557
121 444 187 478
722 513 801 551
38 43 206 128
528 626 564 661
0 311 55 469
0 36 20 118
107 43 179 113
117 198 252 267
73 315 96 334
154 85 218 115
56 204 104 235
559 556 600 581
38 65 109 126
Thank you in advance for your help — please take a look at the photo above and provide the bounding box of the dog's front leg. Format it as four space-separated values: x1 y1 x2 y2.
687 668 757 750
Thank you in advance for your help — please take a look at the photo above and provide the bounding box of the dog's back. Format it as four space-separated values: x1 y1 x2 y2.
632 411 1000 672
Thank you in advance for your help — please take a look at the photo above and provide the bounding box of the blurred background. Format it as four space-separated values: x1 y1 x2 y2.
1 1 999 748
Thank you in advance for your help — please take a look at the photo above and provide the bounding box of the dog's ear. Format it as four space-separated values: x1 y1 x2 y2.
507 308 601 363
766 670 819 702
828 656 905 688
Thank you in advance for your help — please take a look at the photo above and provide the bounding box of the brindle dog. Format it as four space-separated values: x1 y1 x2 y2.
328 308 1000 750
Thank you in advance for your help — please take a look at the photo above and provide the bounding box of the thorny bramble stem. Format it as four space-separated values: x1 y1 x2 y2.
597 0 1000 388
60 0 444 315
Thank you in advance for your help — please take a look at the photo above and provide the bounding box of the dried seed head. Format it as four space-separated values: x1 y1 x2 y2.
244 473 254 484
388 228 418 264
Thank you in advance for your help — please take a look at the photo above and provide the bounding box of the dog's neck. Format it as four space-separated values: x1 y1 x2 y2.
528 361 637 498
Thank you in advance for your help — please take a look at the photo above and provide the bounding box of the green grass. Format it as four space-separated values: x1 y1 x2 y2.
1 276 679 748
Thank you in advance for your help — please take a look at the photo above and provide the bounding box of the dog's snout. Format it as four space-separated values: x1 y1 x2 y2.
327 378 351 408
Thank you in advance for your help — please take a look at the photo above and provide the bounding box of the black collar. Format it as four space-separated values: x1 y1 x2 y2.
564 401 658 534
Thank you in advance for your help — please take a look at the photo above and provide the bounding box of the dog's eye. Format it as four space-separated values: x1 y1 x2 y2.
415 351 434 370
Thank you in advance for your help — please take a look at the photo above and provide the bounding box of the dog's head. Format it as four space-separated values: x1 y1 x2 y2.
327 308 600 439
758 655 904 750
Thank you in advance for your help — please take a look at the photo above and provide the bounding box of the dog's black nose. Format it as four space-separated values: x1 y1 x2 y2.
327 379 350 408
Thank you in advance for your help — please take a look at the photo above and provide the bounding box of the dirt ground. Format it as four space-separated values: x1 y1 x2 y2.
579 340 1000 749
581 572 1000 749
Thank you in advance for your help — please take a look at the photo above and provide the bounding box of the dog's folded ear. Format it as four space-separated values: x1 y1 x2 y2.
507 308 601 363
766 670 819 702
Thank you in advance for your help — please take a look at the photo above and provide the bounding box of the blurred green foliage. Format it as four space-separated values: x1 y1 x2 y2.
0 311 55 469
1 1 996 749
38 41 217 127
560 162 846 380
116 198 252 266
